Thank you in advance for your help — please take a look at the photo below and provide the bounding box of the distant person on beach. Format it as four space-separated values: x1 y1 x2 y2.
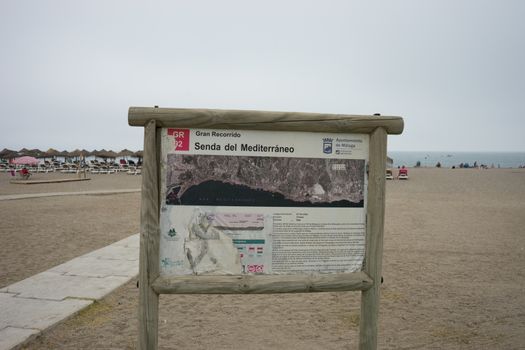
20 167 30 180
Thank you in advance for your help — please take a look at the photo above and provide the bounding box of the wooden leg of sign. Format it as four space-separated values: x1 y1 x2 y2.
138 120 160 350
138 238 159 350
359 127 387 350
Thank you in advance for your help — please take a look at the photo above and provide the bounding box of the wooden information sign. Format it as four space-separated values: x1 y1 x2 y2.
129 107 404 349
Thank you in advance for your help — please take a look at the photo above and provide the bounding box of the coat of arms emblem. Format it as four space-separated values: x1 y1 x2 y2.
323 138 333 154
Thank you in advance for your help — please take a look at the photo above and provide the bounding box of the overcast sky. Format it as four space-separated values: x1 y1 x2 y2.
1 0 524 152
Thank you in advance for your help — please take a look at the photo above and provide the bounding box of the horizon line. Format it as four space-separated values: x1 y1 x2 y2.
388 150 525 153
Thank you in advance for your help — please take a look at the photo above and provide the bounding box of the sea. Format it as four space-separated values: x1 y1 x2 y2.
388 151 525 168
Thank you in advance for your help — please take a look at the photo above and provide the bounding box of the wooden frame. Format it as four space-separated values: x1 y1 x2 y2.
130 107 403 350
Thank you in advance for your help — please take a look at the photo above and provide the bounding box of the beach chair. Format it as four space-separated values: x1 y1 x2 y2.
98 166 109 174
386 169 394 180
126 166 142 175
398 168 409 180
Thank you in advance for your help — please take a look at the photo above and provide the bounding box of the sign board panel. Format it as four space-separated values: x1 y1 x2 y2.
159 127 369 276
130 107 403 350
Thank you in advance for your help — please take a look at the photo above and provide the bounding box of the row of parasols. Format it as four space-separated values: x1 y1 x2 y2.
0 148 143 162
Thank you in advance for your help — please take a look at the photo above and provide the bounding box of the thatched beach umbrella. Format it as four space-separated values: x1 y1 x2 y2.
117 149 135 157
21 149 45 158
117 149 135 165
44 148 60 157
5 150 23 159
93 149 117 162
18 148 31 156
69 149 83 157
92 149 109 162
54 150 70 162
106 150 118 158
95 149 107 157
41 148 58 162
0 148 17 160
94 149 108 158
91 149 102 161
133 150 143 165
105 150 118 164
67 149 85 163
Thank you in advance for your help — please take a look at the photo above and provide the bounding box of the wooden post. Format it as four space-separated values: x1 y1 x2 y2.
138 120 160 350
128 107 404 135
359 127 387 350
151 271 373 294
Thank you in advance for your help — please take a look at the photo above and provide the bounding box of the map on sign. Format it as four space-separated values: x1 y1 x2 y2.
159 128 369 276
165 154 365 207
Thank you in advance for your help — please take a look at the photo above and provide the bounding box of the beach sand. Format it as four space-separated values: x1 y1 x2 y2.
1 169 524 349
0 172 142 288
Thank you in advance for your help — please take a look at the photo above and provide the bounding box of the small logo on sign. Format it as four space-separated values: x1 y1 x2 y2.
323 138 333 154
164 228 180 241
161 257 171 268
167 129 190 151
247 264 264 273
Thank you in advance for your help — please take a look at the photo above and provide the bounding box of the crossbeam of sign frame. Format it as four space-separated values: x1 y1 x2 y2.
129 106 404 350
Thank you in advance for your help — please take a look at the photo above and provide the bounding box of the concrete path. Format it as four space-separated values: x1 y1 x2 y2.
0 234 139 350
10 178 91 185
0 189 140 201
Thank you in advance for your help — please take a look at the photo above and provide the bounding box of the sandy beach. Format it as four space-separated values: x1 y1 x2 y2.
2 168 524 349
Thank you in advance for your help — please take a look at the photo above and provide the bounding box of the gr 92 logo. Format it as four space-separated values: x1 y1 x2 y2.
167 129 190 151
247 264 264 273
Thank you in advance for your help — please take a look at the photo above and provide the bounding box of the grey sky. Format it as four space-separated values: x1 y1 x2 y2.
1 0 524 152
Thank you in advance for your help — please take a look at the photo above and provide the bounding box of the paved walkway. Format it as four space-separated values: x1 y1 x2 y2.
0 189 140 201
0 234 140 350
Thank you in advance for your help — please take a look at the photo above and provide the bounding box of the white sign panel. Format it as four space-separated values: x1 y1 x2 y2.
159 128 369 276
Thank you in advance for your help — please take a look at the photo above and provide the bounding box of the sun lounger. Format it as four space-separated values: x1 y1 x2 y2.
118 164 129 172
398 168 409 180
97 166 116 174
386 169 394 180
126 167 141 175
